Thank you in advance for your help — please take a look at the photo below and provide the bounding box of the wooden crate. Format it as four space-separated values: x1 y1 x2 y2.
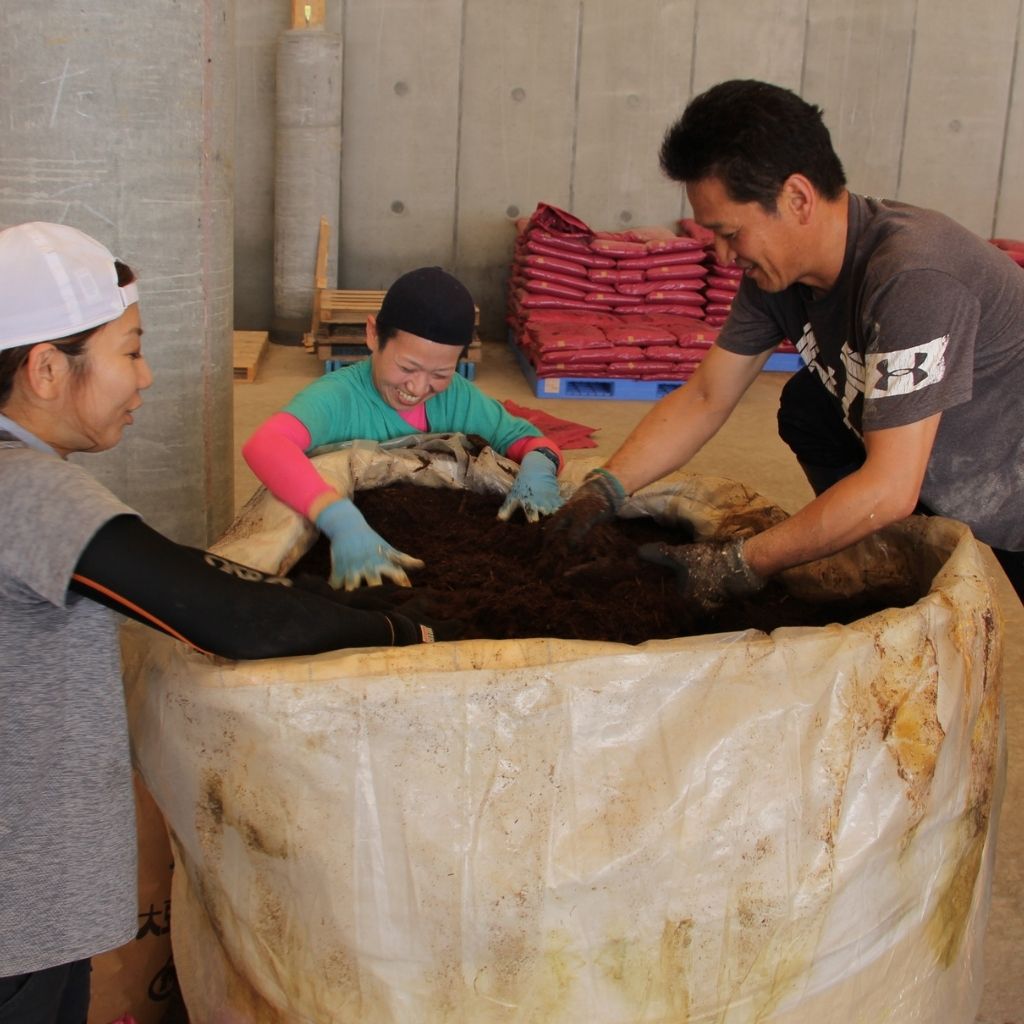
233 330 269 382
318 289 389 326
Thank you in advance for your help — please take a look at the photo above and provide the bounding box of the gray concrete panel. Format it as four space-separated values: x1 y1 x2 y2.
993 3 1024 240
0 1 235 546
572 0 694 233
899 0 1018 235
691 0 807 97
339 0 462 290
455 0 581 338
274 28 342 322
803 0 915 200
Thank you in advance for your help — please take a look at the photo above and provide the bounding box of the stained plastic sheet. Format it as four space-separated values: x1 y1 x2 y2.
124 440 1004 1023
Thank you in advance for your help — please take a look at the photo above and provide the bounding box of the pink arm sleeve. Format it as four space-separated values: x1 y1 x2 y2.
506 435 564 473
241 412 335 519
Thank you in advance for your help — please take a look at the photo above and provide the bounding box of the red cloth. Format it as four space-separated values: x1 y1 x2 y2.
501 399 599 449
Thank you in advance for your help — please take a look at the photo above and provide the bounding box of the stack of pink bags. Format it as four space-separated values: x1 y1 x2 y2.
507 203 719 383
509 206 712 322
517 309 718 381
507 203 803 383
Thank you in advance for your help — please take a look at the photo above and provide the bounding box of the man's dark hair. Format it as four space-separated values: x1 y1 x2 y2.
659 79 847 210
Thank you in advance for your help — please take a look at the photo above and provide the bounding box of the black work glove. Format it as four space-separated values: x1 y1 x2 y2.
388 610 465 645
638 538 765 613
293 574 464 643
545 468 627 548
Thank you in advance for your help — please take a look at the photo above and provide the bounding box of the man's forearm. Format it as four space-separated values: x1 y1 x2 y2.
742 469 908 577
744 415 941 577
604 347 767 494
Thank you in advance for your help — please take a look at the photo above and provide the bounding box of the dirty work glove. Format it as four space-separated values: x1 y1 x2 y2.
498 450 564 523
315 498 424 591
638 537 765 613
546 467 627 547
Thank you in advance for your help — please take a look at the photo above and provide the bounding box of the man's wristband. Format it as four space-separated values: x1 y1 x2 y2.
724 538 765 593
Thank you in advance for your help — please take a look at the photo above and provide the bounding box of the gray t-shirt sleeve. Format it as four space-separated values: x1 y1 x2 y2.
0 448 135 607
716 277 788 356
859 268 978 432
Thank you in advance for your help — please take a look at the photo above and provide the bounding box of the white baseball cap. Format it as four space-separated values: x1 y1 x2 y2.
0 221 140 352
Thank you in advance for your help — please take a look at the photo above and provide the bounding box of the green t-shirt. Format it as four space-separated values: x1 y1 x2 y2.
284 358 542 455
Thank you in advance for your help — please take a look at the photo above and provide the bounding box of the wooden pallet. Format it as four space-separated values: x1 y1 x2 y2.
233 330 269 382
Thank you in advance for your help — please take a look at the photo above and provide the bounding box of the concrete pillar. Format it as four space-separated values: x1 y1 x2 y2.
272 19 343 340
0 2 235 547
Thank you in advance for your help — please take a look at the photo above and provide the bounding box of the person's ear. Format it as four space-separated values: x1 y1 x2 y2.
365 314 379 354
782 174 816 225
23 343 69 399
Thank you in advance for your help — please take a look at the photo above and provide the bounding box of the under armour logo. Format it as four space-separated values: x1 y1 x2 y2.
874 353 930 392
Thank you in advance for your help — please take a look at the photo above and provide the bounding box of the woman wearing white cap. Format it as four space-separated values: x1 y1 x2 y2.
0 222 450 1022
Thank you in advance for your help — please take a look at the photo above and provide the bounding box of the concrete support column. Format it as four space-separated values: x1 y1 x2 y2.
272 14 343 339
0 2 235 546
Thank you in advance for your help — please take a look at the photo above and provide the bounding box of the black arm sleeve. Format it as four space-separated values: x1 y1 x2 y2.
70 515 427 659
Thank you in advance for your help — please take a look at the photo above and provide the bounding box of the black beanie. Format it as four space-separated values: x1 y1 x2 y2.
377 266 475 348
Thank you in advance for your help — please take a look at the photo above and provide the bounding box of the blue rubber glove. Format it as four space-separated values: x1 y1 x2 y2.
315 498 424 590
498 450 565 523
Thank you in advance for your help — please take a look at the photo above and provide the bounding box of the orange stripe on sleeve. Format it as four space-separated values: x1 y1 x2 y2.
71 572 214 657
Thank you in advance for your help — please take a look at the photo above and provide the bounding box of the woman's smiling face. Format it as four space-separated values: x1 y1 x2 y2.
367 319 461 412
55 304 152 456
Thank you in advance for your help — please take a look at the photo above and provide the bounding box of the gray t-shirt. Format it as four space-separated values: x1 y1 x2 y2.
0 430 139 974
718 193 1024 550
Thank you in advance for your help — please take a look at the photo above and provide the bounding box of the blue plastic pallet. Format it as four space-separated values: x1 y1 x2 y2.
509 337 801 401
323 356 477 380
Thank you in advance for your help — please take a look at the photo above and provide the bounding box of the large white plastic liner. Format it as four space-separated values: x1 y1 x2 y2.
124 440 1004 1024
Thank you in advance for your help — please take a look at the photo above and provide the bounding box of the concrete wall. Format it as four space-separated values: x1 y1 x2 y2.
233 0 1024 340
0 1 236 546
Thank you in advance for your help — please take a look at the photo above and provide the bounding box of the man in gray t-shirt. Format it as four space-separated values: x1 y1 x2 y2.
551 79 1024 607
721 191 1024 554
